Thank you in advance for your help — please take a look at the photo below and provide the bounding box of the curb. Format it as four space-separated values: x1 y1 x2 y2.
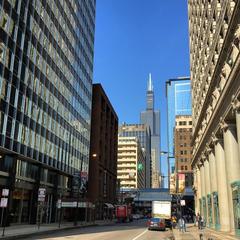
0 223 100 240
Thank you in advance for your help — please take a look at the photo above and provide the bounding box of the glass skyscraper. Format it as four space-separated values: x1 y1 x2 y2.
166 77 191 175
0 0 95 224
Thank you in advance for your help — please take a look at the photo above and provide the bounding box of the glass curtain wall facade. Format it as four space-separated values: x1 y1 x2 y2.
0 0 95 224
166 78 191 175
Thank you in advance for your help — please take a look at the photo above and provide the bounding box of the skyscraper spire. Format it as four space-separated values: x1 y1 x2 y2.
148 73 153 91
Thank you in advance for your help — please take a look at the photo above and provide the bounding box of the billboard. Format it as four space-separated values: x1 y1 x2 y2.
178 173 185 193
170 173 176 194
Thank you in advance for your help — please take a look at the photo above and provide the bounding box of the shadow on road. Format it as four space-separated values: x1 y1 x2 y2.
25 220 163 239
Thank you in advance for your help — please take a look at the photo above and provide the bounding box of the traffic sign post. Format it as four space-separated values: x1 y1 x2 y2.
137 163 143 171
1 189 9 237
37 188 46 229
57 199 62 228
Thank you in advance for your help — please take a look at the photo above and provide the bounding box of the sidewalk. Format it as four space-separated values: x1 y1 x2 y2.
172 224 240 240
0 219 115 240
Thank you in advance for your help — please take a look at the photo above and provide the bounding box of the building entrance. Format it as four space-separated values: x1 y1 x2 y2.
11 189 32 224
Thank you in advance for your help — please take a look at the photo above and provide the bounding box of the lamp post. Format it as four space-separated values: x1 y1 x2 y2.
160 151 174 189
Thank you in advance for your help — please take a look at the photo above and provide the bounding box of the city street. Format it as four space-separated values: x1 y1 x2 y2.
24 220 174 240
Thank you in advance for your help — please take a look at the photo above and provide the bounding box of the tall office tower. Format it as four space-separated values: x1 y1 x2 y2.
0 0 95 224
117 137 145 189
166 78 191 180
140 74 160 188
88 84 118 220
119 123 151 188
188 0 240 235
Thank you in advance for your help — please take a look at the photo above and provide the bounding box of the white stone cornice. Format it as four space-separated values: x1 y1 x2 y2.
205 145 213 156
211 133 224 145
212 87 221 100
231 95 240 113
234 24 240 49
220 118 228 132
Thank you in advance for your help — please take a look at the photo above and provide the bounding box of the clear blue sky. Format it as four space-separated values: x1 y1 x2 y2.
93 0 190 186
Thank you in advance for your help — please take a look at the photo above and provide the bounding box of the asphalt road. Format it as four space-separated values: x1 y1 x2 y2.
25 220 174 240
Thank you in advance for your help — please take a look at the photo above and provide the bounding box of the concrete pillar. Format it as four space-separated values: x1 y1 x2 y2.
232 98 240 157
236 110 240 159
208 151 218 193
196 167 201 200
222 123 240 233
208 149 219 228
214 137 230 232
204 158 211 227
194 167 200 214
200 162 207 220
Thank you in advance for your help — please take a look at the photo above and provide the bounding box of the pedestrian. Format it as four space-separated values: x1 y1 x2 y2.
197 213 202 230
178 217 185 233
193 214 196 226
200 215 205 229
171 216 177 229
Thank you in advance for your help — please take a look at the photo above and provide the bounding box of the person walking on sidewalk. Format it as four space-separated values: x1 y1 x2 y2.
197 213 202 230
178 217 186 233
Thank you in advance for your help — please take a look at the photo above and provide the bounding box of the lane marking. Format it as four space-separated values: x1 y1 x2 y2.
131 229 148 240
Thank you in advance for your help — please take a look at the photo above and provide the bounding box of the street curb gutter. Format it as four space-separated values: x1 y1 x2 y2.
0 223 99 240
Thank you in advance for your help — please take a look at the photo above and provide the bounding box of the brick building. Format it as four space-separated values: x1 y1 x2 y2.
87 84 118 220
174 115 193 188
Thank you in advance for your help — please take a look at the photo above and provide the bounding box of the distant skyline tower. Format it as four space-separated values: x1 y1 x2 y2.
140 74 161 188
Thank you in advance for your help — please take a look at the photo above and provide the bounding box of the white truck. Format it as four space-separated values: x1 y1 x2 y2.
152 201 172 228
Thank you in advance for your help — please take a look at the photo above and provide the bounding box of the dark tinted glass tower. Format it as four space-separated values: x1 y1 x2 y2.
0 0 95 224
140 74 160 188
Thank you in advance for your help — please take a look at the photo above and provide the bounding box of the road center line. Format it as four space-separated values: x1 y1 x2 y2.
131 229 148 240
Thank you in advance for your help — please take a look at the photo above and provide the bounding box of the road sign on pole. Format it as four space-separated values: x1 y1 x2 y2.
2 189 9 197
137 163 143 171
38 188 46 202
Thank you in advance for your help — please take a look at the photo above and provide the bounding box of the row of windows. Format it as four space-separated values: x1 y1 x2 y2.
180 165 189 171
0 1 92 109
0 0 96 173
179 143 192 148
0 110 89 171
177 121 192 126
179 150 192 155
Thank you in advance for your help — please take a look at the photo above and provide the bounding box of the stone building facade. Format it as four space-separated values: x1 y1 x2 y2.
118 123 151 188
117 137 145 189
188 0 240 236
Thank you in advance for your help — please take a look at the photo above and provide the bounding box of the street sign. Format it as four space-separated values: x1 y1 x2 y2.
38 188 46 202
2 189 9 197
180 200 186 206
61 201 77 208
0 198 8 208
57 199 62 209
137 163 143 171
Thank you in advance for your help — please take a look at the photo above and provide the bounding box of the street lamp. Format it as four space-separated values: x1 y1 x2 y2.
160 151 174 189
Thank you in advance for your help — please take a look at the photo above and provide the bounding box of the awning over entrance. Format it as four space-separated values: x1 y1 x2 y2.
104 203 114 208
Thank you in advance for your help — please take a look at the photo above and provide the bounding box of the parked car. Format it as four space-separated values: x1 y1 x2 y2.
147 218 166 231
132 214 141 220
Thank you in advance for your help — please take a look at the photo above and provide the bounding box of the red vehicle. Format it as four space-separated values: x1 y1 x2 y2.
115 205 133 223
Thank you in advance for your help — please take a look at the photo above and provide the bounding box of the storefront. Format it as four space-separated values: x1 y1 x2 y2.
232 182 240 236
0 154 72 225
